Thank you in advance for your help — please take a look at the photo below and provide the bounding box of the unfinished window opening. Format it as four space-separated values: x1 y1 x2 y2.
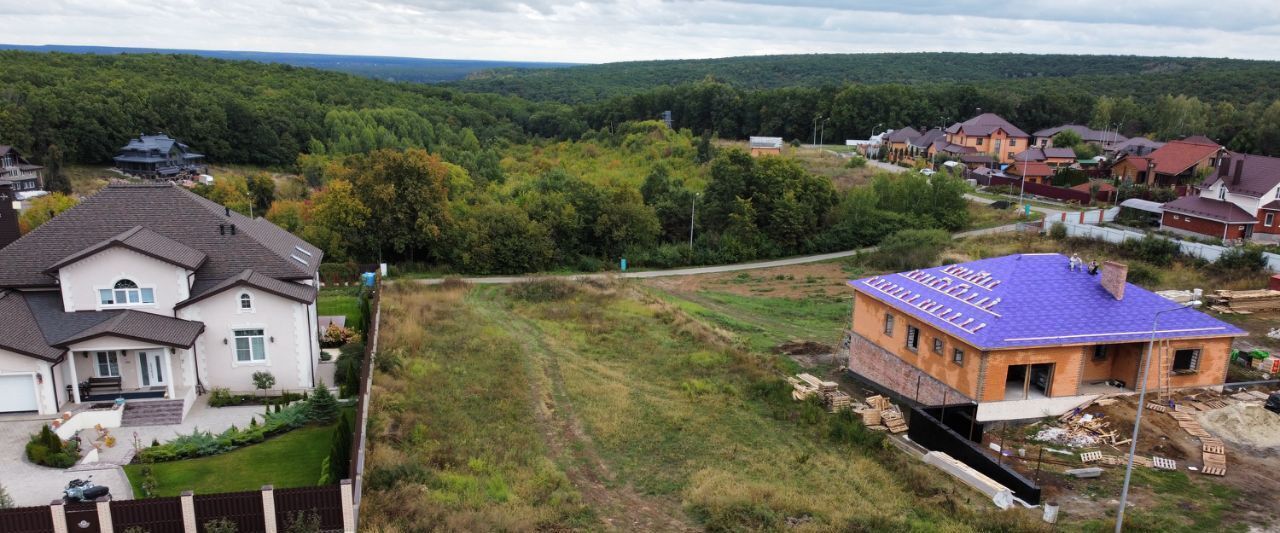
1172 348 1201 374
883 314 895 336
905 325 920 351
1004 363 1053 400
1093 345 1109 361
933 338 944 355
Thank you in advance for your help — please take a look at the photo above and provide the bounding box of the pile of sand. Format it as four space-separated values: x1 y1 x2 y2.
1196 403 1280 449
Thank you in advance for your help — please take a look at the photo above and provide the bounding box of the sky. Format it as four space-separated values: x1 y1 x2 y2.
4 0 1280 63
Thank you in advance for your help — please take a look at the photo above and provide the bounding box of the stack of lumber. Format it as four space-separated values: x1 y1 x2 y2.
1094 453 1153 468
788 374 852 412
825 390 852 412
1209 289 1280 314
882 409 908 433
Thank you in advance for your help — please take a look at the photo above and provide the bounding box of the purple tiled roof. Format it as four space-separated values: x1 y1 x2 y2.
851 254 1244 350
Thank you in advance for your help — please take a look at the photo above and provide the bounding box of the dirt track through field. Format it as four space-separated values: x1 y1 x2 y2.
471 297 695 532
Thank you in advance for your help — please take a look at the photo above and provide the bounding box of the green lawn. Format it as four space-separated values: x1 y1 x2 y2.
124 424 334 497
317 287 361 326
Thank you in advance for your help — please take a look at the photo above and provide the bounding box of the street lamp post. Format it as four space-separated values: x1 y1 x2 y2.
1114 301 1201 532
1018 144 1030 217
819 118 830 147
812 115 822 147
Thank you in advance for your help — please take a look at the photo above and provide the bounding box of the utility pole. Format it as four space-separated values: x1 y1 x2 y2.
819 117 830 147
1114 302 1200 533
1019 142 1030 217
812 115 822 147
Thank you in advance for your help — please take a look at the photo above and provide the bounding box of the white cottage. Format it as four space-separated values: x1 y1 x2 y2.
0 183 323 423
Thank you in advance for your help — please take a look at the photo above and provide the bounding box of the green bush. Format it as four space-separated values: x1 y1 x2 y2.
505 279 579 302
1126 262 1162 286
1048 222 1067 240
203 518 238 533
26 425 78 468
334 341 366 398
846 155 867 168
1122 234 1181 266
1215 245 1269 273
869 229 951 271
138 402 317 463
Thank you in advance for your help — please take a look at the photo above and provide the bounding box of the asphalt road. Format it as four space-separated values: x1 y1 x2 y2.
412 224 1022 285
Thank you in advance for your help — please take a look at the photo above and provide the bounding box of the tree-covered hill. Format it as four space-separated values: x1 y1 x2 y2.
0 51 584 168
0 44 578 84
451 52 1280 104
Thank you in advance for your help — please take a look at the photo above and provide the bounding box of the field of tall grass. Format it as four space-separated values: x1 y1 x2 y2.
361 280 1048 531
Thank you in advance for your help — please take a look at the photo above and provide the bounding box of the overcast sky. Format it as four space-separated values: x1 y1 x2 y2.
5 1 1280 63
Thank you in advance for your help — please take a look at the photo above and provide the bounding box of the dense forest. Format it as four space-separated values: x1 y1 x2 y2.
452 52 1280 104
0 45 578 83
0 51 584 170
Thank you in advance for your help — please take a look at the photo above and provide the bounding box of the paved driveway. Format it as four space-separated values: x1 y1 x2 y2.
0 419 132 507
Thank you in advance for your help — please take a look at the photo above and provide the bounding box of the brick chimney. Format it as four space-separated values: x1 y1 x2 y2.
0 183 19 251
1233 159 1244 185
1100 261 1128 300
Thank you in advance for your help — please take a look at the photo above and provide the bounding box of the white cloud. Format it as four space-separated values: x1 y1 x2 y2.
1 0 1279 62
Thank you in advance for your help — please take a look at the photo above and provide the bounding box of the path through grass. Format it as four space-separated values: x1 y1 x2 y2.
362 281 1046 531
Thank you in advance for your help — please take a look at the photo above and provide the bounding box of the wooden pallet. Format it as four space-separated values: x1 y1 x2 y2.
1080 451 1103 463
1189 401 1211 411
1152 457 1177 470
1201 466 1227 476
1146 402 1171 413
1200 437 1224 447
1169 411 1194 421
882 410 908 433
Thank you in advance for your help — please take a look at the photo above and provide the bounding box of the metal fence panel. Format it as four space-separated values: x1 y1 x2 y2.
0 505 56 533
274 486 345 532
194 491 265 533
1055 221 1280 273
111 496 186 533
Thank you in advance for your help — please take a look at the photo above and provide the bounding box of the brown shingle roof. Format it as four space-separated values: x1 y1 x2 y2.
1009 161 1054 178
1162 196 1256 223
1199 153 1280 198
909 128 945 148
175 268 318 309
0 291 63 361
54 308 204 349
0 183 322 295
46 226 207 273
885 127 922 143
945 113 1029 138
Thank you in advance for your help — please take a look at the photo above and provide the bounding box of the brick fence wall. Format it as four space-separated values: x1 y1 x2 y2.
846 332 974 406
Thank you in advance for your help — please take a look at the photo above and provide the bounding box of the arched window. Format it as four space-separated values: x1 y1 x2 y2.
239 293 253 310
99 279 154 306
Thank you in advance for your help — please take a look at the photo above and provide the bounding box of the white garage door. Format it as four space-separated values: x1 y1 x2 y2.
0 374 38 413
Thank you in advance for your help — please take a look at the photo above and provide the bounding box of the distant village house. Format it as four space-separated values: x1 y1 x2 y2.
0 146 43 193
114 133 206 178
748 136 783 157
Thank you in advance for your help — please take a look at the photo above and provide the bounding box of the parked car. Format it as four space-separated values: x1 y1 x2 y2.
1266 392 1280 414
920 168 936 176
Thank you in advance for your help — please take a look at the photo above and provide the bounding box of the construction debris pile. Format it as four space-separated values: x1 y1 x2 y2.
788 373 852 413
1041 397 1126 448
1207 289 1280 314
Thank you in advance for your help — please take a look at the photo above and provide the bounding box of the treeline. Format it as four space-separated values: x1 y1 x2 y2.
202 123 968 274
0 51 583 170
452 52 1280 104
575 80 1280 157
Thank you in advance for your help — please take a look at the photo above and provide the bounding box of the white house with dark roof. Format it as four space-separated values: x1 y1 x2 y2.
0 183 322 422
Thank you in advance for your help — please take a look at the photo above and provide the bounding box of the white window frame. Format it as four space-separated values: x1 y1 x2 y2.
1219 187 1227 200
237 291 255 313
231 327 269 366
94 351 120 378
96 277 157 310
1266 213 1275 227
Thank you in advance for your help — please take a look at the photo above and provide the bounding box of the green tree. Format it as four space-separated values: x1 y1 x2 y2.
205 176 252 215
41 144 71 195
245 173 276 217
18 193 78 234
308 382 339 423
307 180 371 262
